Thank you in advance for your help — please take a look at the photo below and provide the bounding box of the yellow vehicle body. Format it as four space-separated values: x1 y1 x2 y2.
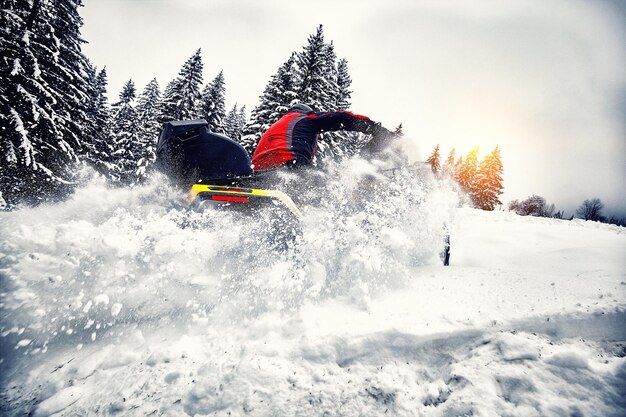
188 184 302 218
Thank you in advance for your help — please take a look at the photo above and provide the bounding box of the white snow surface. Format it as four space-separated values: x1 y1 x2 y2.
0 165 625 416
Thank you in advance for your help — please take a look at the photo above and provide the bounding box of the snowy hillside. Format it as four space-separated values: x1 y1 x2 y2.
1 169 625 416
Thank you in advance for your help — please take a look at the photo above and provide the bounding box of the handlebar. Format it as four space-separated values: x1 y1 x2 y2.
361 125 399 155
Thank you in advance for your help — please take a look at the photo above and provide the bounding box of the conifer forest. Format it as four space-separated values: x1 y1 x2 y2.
0 1 507 211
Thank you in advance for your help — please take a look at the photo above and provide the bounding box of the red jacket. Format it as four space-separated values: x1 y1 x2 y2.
251 110 373 171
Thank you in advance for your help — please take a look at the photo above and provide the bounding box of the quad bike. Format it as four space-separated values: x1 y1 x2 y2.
156 119 301 216
155 119 450 265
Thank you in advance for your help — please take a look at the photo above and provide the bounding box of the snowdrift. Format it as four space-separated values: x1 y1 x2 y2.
0 166 624 416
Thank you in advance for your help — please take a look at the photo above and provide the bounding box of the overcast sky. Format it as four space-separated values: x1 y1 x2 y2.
81 0 626 217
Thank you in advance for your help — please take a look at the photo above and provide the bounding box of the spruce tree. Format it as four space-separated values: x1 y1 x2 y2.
295 24 327 112
200 70 226 133
135 78 161 180
158 80 178 124
237 105 247 139
452 155 462 181
443 148 456 177
316 40 347 161
241 27 360 161
1 0 56 203
475 146 504 210
82 60 98 143
336 58 352 111
426 144 442 174
223 104 239 140
240 55 298 153
0 0 89 205
222 104 246 142
458 147 480 204
110 80 140 183
313 38 360 161
82 66 115 177
158 49 203 123
224 105 248 142
47 0 91 155
321 41 339 110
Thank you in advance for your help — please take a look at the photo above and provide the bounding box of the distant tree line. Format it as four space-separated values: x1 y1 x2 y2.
423 143 625 226
425 145 504 211
508 195 625 226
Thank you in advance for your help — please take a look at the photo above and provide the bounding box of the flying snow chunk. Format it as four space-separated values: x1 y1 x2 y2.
93 294 109 306
15 339 31 349
111 303 122 317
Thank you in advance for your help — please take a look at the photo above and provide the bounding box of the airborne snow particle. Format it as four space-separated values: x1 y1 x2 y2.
94 294 110 306
111 303 123 317
15 339 31 349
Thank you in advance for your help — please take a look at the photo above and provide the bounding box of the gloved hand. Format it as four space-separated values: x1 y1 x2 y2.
361 120 392 137
361 123 397 155
373 124 393 138
363 120 382 135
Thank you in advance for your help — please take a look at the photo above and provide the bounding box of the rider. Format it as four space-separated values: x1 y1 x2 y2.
251 104 390 171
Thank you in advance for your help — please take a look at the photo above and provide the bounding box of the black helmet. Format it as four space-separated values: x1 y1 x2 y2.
288 103 314 114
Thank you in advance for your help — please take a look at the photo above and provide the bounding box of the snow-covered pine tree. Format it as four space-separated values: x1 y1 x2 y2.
218 104 248 142
394 123 404 137
240 55 298 154
237 105 247 140
221 104 247 142
46 0 91 156
426 144 441 174
457 147 480 205
82 65 115 177
304 34 358 162
200 71 226 133
443 148 456 177
474 146 504 210
454 155 464 183
82 60 98 145
1 0 57 203
223 104 239 140
295 25 327 113
110 80 140 184
242 27 361 161
316 43 340 160
135 78 161 180
336 58 352 111
158 80 178 124
0 0 89 206
321 41 339 110
158 49 203 123
317 41 355 161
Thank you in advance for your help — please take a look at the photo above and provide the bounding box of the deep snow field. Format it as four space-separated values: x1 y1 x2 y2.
1 161 625 417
